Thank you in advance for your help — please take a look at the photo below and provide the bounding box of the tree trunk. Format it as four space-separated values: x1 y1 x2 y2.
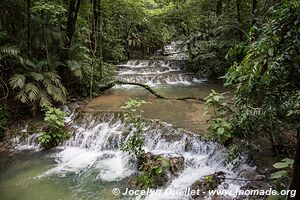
236 0 243 41
289 127 300 200
66 0 81 48
89 0 100 99
216 0 222 19
27 0 31 53
97 0 103 79
90 0 100 54
251 0 258 25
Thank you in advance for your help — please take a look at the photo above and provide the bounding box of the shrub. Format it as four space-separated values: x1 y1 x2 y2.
38 107 70 148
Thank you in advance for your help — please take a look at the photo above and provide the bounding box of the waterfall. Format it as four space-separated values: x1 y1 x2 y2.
6 43 258 200
11 109 256 200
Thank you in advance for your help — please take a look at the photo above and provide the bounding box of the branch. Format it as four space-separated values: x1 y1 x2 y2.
100 81 166 99
98 81 214 104
175 97 205 102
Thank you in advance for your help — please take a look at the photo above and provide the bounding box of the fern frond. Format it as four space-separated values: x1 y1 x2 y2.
16 89 29 104
24 83 39 101
30 72 44 82
0 46 20 57
9 74 26 89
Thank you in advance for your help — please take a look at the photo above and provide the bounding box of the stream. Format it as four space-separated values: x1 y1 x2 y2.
0 43 258 200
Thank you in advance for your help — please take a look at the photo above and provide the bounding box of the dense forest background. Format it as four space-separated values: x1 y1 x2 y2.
0 0 300 198
0 0 283 114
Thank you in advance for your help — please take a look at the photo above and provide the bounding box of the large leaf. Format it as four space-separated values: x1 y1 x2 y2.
273 162 289 169
281 158 294 165
217 127 225 134
270 170 288 179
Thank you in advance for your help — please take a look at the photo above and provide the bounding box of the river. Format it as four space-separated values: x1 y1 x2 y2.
0 42 257 200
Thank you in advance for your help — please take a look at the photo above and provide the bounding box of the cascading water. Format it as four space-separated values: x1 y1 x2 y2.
7 108 256 200
1 43 259 200
116 44 206 86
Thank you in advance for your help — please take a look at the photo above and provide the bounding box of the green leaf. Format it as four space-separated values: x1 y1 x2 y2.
281 158 294 165
268 48 274 57
270 170 288 179
217 127 225 134
213 95 220 102
153 166 161 175
273 162 289 169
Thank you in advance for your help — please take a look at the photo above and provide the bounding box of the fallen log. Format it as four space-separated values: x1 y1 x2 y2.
175 97 205 102
98 81 212 103
100 81 166 99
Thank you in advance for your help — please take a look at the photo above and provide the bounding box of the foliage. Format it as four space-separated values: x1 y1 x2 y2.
101 0 172 61
224 144 242 168
9 59 67 110
191 40 232 78
267 158 294 200
271 158 294 180
137 155 170 188
166 0 272 78
225 0 300 142
38 106 69 148
204 90 233 144
208 118 232 144
121 99 147 158
121 131 145 159
203 175 221 190
0 105 8 140
0 0 175 112
225 42 248 64
223 1 300 195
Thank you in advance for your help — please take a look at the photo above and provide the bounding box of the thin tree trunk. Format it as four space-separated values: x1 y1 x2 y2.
90 0 99 54
216 0 222 19
289 127 300 200
89 0 100 99
90 57 95 99
236 0 243 41
251 0 258 25
41 11 49 60
98 0 103 79
27 0 31 53
125 24 133 59
66 0 81 48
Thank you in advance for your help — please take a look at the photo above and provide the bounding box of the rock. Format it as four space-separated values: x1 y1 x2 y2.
190 171 225 199
137 152 185 188
169 156 185 175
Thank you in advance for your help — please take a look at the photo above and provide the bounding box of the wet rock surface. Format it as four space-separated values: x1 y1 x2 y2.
137 152 185 188
190 171 225 199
